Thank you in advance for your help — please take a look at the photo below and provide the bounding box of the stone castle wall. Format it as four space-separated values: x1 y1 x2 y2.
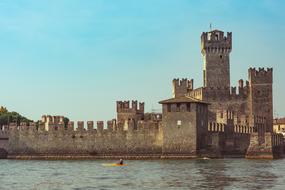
189 80 250 123
7 121 162 157
3 119 283 159
207 121 252 156
0 126 9 158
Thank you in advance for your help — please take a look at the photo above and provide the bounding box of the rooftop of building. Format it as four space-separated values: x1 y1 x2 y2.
159 95 210 105
274 118 285 125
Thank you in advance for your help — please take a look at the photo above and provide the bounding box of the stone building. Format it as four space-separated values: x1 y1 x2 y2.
183 30 273 135
169 29 279 158
273 118 285 136
159 96 209 156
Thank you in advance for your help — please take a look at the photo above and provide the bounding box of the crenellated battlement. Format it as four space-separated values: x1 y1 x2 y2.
116 100 144 113
234 125 254 134
172 78 194 98
7 118 163 157
229 79 249 98
8 118 160 135
42 115 64 123
252 115 267 124
0 125 9 136
208 122 226 132
188 87 203 100
190 80 250 101
201 30 232 55
272 133 284 147
216 110 234 124
208 122 253 134
248 67 273 84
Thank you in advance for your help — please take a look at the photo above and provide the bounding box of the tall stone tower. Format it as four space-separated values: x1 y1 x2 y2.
201 30 232 89
248 68 273 133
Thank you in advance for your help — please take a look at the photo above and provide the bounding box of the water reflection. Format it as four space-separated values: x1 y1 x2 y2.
195 159 238 189
231 160 278 190
0 159 283 190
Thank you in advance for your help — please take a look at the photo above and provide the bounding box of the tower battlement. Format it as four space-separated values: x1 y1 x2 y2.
229 79 249 98
201 30 232 55
201 30 232 89
172 78 194 98
248 67 273 84
116 100 144 113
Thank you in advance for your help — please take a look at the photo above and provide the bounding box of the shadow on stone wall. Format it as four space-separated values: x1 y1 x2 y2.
0 148 8 159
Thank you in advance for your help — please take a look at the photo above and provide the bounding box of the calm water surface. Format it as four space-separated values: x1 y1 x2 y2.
0 159 285 190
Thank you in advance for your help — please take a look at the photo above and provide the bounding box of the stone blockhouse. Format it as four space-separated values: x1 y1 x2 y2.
159 96 208 155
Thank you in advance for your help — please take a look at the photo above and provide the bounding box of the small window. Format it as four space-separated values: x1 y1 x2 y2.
215 34 219 40
167 104 171 112
187 103 191 112
177 120 182 126
220 55 223 59
177 103 181 112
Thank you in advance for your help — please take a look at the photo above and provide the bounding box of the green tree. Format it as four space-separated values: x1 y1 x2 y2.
0 106 33 126
0 106 8 114
63 117 70 129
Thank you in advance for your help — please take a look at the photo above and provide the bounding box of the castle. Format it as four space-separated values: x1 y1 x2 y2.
0 29 283 159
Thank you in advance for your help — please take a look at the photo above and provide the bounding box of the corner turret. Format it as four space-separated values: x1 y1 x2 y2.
172 78 194 98
116 100 145 125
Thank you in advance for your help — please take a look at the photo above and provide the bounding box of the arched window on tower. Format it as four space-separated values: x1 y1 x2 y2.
215 34 219 40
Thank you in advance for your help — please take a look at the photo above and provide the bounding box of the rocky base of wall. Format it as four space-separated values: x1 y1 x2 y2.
246 147 283 159
246 147 275 159
7 154 201 160
246 132 283 159
6 153 254 160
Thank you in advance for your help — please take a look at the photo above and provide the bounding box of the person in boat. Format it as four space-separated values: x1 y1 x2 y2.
118 158 124 165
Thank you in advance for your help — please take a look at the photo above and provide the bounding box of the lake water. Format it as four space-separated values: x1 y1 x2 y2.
0 159 285 190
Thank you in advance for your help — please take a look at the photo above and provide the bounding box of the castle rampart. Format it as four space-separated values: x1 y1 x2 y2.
7 119 162 157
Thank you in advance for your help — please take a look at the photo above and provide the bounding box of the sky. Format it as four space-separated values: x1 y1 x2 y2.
0 0 285 122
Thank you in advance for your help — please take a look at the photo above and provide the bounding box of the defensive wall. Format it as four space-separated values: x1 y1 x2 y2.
207 120 252 157
0 126 9 158
7 120 162 159
1 117 283 159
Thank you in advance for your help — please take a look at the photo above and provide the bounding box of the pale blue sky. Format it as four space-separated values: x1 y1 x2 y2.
0 0 284 122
